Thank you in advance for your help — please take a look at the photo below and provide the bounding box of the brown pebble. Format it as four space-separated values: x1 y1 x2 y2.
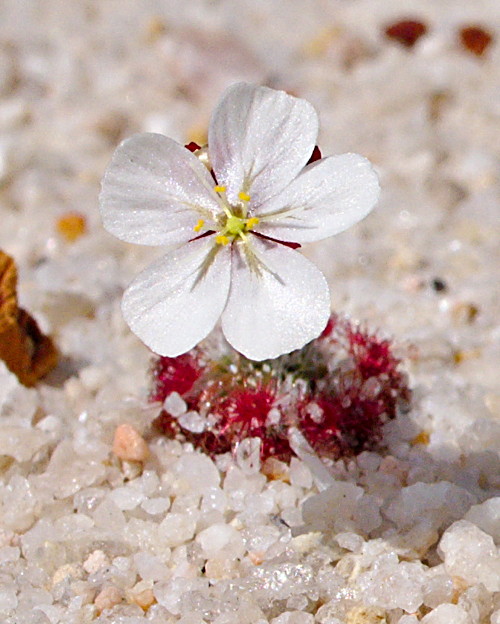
113 424 149 462
459 26 493 56
451 575 469 602
453 348 481 365
144 16 167 43
346 605 387 624
384 19 427 48
95 112 129 146
428 90 452 122
451 302 479 325
261 457 290 482
411 430 430 446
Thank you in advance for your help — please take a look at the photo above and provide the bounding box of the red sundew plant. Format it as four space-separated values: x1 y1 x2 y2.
151 313 411 462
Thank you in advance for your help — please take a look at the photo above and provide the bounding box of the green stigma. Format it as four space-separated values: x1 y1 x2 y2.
226 215 246 236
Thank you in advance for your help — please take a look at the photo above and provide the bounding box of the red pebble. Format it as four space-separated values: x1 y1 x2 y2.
459 26 493 56
384 19 428 48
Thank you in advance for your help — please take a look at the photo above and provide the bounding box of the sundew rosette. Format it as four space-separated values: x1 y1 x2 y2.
150 314 411 463
100 83 379 360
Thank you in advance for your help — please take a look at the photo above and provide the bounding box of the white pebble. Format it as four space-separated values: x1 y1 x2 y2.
422 573 454 608
0 546 20 564
336 532 364 553
235 437 261 474
196 523 245 559
305 402 324 423
491 609 500 624
0 585 17 612
438 520 500 592
163 391 187 417
201 486 227 514
83 550 109 574
133 551 169 582
266 408 281 426
358 556 426 612
178 410 206 433
174 453 220 493
141 496 170 515
385 482 475 531
158 513 196 547
289 458 313 489
92 498 126 532
52 563 83 586
109 486 145 510
0 426 50 462
138 470 160 496
464 497 500 543
271 612 314 624
397 617 419 624
421 603 470 624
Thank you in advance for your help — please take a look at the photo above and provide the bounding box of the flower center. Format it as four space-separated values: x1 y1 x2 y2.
226 214 246 236
191 184 259 245
215 210 260 246
213 185 259 246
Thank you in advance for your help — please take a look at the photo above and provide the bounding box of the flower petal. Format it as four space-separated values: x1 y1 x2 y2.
254 154 380 243
100 133 221 246
122 236 231 356
221 237 330 361
209 83 318 208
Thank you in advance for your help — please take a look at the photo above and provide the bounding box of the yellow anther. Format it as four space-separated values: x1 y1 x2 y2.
214 185 226 194
193 219 204 233
238 191 251 202
246 217 259 230
215 234 230 246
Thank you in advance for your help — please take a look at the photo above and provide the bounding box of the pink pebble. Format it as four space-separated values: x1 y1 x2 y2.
112 423 149 462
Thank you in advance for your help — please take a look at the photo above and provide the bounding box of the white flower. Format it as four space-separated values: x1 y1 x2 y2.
99 83 379 361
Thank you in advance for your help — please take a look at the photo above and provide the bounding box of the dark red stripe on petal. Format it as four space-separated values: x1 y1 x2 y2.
189 230 215 243
252 231 301 249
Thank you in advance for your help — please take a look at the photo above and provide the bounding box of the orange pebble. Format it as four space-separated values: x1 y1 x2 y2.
94 586 123 612
113 423 149 462
56 212 87 242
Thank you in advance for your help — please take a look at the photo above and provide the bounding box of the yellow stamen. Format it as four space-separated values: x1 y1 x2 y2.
215 234 230 246
214 185 226 194
246 217 259 230
193 219 204 233
238 191 251 202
